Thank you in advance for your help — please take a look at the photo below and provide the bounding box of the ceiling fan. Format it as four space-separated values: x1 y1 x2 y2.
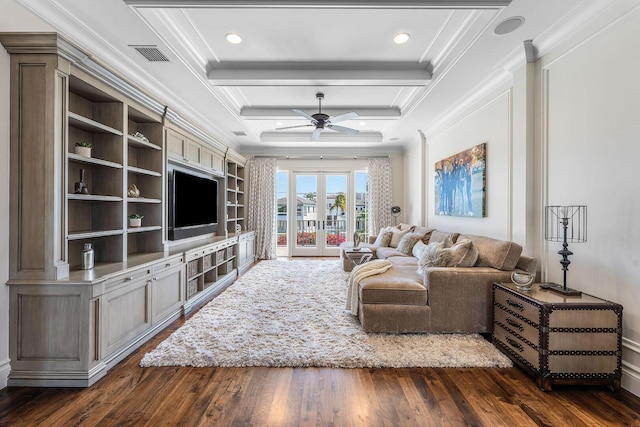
276 92 359 141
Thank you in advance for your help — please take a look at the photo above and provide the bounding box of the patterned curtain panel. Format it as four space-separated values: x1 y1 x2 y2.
368 157 393 234
247 157 277 260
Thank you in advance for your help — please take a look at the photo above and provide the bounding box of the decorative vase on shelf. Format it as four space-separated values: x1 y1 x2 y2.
80 243 94 270
127 184 140 198
129 214 143 228
74 143 92 158
74 169 89 194
235 224 242 234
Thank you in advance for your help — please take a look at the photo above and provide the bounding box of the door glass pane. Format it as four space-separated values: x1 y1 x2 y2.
296 174 317 247
355 171 369 242
277 171 288 256
325 175 347 247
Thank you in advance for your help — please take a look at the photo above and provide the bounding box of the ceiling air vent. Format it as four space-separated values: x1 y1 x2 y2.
232 131 247 136
130 45 170 62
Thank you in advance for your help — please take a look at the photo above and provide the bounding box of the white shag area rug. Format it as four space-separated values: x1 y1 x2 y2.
140 259 511 368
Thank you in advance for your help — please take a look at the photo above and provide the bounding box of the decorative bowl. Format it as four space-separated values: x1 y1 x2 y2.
351 247 361 252
511 272 534 290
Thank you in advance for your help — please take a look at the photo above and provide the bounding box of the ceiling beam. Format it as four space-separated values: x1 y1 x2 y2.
207 62 432 86
240 107 401 120
260 131 382 143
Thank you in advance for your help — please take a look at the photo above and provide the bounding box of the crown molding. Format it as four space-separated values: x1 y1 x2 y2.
125 0 511 9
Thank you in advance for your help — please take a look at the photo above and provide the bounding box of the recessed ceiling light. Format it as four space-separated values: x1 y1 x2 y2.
359 121 367 126
494 16 525 35
276 121 283 126
225 33 242 44
394 33 410 44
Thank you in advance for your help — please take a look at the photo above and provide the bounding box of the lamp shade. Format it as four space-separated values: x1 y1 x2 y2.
545 205 587 243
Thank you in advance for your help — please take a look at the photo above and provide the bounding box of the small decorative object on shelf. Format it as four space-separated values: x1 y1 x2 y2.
511 272 534 291
235 224 242 234
127 184 140 198
74 168 89 194
133 131 149 142
80 243 94 270
129 213 143 227
74 141 92 158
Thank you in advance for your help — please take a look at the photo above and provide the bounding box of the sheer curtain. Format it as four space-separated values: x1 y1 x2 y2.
368 157 393 235
247 157 277 260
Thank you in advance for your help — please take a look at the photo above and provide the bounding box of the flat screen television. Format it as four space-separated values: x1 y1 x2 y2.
168 168 218 240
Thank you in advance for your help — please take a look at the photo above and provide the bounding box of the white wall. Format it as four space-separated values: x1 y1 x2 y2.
404 134 425 226
406 3 640 396
0 45 10 389
426 91 521 242
541 5 640 395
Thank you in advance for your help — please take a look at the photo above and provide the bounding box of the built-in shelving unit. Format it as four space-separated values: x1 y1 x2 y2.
1 33 255 388
226 159 246 235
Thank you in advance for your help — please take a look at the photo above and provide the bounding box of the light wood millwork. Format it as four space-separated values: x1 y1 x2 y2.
226 153 247 235
0 33 254 387
0 298 638 426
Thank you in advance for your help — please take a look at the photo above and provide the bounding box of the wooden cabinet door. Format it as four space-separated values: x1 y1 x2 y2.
151 263 184 323
185 138 201 165
201 147 214 171
212 152 224 175
102 275 152 357
166 129 185 161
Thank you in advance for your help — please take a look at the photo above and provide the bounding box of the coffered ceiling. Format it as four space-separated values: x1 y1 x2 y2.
2 0 609 152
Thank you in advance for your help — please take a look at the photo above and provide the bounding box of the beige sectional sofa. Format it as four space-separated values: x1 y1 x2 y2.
340 226 536 333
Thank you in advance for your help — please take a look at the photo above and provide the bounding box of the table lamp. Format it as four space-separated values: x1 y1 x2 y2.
544 205 587 296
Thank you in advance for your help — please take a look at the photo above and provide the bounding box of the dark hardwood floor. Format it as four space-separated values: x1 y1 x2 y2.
2 264 640 426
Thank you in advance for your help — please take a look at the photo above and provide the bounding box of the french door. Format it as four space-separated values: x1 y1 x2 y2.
291 172 349 257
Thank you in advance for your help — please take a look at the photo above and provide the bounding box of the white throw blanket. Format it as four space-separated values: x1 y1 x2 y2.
346 259 393 316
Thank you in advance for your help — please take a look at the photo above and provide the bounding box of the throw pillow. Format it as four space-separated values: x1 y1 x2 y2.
396 232 424 256
373 227 394 247
412 240 427 258
389 227 411 248
440 238 479 267
397 223 415 232
417 241 451 274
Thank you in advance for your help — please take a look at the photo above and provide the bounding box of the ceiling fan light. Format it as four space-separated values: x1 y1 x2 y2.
225 33 242 44
394 33 410 44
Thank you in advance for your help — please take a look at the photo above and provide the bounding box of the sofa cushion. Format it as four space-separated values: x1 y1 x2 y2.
429 230 460 245
376 246 407 259
397 223 415 232
359 266 426 306
388 256 419 267
458 234 523 270
396 231 425 255
389 227 411 248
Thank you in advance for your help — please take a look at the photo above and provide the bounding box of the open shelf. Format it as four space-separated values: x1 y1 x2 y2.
68 112 123 136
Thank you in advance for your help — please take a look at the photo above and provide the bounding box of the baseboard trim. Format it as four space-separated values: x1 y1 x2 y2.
622 338 640 397
0 358 10 390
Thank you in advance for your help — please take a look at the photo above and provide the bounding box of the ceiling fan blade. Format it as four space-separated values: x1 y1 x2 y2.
292 109 317 122
276 124 313 130
327 124 359 135
328 111 358 124
311 128 323 141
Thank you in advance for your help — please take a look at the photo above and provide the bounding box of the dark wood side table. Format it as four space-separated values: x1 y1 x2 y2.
492 282 622 391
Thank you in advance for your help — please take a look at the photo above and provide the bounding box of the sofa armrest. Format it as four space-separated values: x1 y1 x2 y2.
423 267 514 332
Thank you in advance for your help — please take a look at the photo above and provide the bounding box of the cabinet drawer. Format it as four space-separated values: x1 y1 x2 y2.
186 250 204 262
105 267 151 291
152 256 184 275
494 288 540 325
494 307 539 346
494 325 540 370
